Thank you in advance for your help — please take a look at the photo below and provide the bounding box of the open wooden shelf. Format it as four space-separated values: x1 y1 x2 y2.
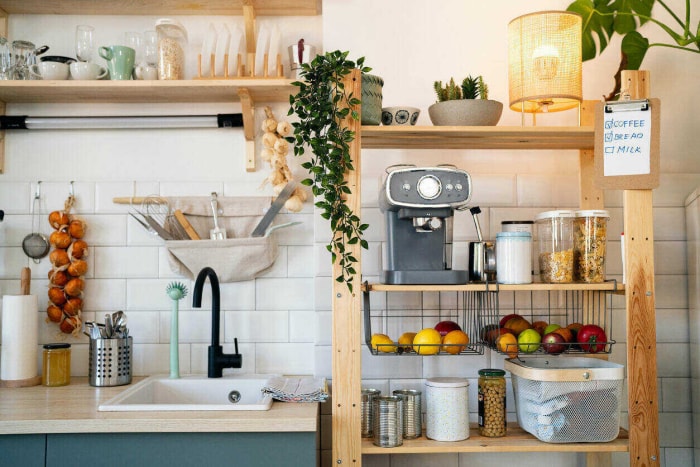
364 281 624 294
362 425 629 454
0 0 321 16
360 125 595 150
0 79 295 104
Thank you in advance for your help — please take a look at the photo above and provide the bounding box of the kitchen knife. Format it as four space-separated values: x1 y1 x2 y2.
251 181 297 237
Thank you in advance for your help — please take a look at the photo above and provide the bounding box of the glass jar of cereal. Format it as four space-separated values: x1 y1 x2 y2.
155 19 188 80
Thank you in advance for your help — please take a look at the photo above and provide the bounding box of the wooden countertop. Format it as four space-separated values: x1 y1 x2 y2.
0 377 319 435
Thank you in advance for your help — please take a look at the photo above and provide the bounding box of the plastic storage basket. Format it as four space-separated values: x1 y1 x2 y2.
504 357 623 443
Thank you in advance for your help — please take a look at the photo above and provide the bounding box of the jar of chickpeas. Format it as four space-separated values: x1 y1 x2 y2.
478 369 506 437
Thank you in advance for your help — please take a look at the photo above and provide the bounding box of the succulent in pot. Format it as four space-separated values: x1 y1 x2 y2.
428 75 503 126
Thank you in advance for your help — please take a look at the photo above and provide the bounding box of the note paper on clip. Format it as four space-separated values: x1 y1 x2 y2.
602 104 651 176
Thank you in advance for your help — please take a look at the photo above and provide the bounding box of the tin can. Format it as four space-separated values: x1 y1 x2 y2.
393 389 422 439
361 388 381 437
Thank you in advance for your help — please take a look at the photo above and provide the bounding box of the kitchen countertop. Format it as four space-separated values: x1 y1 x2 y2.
0 377 319 435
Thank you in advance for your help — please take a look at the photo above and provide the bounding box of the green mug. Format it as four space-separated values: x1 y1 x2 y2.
98 45 135 80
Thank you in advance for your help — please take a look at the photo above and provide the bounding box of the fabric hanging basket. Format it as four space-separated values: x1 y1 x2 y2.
164 196 278 283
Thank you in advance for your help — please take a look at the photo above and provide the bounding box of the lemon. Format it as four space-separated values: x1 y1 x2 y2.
371 333 397 353
398 332 417 352
412 328 441 355
517 328 542 353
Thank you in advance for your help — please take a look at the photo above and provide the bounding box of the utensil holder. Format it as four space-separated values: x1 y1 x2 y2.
89 336 132 387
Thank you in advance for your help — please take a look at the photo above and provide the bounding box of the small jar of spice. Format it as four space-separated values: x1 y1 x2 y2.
478 368 506 437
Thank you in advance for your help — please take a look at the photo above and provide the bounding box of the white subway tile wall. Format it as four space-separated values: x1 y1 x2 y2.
0 5 695 467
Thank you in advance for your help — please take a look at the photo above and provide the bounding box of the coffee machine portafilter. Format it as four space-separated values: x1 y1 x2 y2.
380 165 471 284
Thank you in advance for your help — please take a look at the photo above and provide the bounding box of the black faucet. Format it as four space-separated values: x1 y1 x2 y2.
192 267 242 378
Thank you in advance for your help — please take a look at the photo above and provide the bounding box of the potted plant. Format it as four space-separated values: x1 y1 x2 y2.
287 50 370 292
428 75 503 126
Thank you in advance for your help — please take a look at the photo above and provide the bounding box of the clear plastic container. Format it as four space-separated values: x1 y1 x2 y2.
535 210 575 283
496 231 532 284
478 369 507 437
573 210 609 283
42 343 71 387
155 19 188 80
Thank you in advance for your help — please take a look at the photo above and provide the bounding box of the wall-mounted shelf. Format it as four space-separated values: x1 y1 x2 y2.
363 281 624 293
0 79 295 104
0 0 322 16
360 126 595 150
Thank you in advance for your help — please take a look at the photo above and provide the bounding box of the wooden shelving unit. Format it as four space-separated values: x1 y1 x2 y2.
364 281 624 294
331 70 659 466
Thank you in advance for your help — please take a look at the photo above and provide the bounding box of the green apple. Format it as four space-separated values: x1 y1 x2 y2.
517 328 542 353
543 323 561 335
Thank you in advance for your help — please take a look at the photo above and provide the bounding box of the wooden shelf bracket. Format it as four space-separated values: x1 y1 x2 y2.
238 87 256 171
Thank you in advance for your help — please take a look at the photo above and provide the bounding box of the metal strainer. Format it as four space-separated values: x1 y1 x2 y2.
22 183 49 263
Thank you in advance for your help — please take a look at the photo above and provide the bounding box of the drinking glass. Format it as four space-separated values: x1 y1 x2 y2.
12 40 35 80
143 30 158 67
0 37 13 80
124 32 143 65
75 25 95 62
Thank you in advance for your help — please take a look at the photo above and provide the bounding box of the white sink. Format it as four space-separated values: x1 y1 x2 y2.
98 374 275 411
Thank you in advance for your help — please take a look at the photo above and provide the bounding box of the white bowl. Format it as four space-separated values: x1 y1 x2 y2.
381 106 420 126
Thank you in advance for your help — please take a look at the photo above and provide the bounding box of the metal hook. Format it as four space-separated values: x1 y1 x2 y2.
69 181 75 197
34 181 42 199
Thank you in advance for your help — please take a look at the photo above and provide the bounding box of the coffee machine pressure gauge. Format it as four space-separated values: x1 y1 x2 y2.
417 175 441 200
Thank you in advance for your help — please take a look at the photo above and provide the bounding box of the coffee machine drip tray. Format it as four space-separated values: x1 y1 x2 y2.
383 269 468 285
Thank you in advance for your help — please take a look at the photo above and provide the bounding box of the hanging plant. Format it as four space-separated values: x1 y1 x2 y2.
287 50 370 292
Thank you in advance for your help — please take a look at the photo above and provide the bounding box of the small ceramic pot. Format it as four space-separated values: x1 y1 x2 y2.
361 73 384 125
428 99 503 126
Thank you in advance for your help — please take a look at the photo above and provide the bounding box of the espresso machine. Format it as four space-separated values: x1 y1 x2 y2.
380 165 472 284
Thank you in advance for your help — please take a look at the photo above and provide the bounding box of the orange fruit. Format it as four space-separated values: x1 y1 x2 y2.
553 327 574 343
532 320 548 336
413 328 442 355
496 333 518 358
398 332 417 352
442 330 469 354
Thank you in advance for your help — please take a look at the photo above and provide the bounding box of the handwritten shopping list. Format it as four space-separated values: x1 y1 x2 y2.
603 109 651 176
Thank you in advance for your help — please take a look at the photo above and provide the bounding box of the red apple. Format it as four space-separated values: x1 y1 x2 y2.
542 332 567 355
435 320 462 336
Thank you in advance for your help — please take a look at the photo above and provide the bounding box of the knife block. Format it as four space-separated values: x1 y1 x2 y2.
162 196 279 283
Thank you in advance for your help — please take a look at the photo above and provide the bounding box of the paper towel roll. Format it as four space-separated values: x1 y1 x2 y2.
1 294 40 386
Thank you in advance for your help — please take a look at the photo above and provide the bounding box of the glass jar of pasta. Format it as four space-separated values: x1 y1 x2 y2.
573 210 609 283
535 210 575 283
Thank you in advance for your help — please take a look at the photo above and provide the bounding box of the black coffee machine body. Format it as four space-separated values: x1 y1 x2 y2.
380 165 471 284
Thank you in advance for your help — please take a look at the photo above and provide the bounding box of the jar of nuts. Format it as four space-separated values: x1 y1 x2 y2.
478 368 506 437
155 18 188 79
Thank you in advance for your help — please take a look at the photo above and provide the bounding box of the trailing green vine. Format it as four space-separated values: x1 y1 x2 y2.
287 50 370 293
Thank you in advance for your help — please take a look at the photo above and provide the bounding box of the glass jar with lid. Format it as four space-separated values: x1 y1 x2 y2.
478 368 506 437
155 19 188 79
535 210 575 283
573 210 610 283
42 343 71 387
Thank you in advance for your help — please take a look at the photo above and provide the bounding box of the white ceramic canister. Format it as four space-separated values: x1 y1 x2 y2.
425 377 469 441
496 231 532 284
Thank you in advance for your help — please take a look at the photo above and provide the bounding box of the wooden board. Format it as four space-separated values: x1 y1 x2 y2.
594 96 660 190
0 0 321 16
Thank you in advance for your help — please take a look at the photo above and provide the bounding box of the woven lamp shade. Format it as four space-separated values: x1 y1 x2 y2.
508 11 582 113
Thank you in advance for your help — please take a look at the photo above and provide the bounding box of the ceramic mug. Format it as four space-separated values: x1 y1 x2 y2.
98 45 135 80
69 61 107 80
29 61 70 80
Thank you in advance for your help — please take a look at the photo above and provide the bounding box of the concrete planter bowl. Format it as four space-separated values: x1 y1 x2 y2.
428 99 503 126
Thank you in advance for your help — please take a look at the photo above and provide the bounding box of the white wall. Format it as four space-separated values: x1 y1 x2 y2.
0 2 697 467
